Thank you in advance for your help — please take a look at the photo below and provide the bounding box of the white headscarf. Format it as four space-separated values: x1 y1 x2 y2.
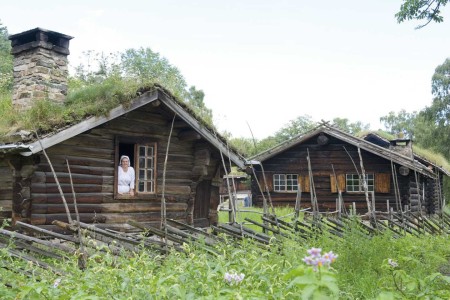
120 155 130 165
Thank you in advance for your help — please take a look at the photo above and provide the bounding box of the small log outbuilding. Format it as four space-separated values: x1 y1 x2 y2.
249 124 449 214
0 28 245 231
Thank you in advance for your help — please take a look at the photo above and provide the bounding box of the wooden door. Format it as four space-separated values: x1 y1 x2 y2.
194 180 211 219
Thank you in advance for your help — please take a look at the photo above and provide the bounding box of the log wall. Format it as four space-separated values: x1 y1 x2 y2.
9 104 223 231
251 134 434 214
0 159 14 221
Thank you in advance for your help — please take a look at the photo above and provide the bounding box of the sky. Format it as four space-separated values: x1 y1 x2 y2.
3 1 450 139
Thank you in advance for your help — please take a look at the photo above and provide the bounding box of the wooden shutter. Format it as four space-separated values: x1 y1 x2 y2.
298 175 311 193
375 173 390 193
330 174 346 193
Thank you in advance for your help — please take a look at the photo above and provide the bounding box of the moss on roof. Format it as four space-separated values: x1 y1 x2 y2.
0 77 139 138
358 130 450 174
0 78 233 151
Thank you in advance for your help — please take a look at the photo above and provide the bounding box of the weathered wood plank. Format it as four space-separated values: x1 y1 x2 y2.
31 183 110 194
32 171 112 185
37 164 114 176
38 154 114 168
45 144 114 159
61 134 114 148
164 185 191 194
0 190 12 200
0 200 12 209
31 202 187 214
31 211 187 225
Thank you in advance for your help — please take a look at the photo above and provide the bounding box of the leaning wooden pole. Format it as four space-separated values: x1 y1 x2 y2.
413 170 423 215
161 114 176 232
357 147 376 225
66 159 87 270
306 149 319 220
294 184 302 221
331 164 342 218
226 143 240 221
36 132 72 224
219 146 236 223
390 161 400 212
259 162 275 216
249 160 272 218
250 165 269 230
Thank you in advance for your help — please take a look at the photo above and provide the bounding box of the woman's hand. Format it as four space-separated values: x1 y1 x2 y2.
129 189 135 196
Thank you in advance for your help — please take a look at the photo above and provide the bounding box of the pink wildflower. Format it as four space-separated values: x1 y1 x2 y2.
224 271 245 285
303 248 338 271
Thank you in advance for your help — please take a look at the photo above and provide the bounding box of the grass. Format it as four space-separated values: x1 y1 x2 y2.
1 211 450 299
0 76 141 139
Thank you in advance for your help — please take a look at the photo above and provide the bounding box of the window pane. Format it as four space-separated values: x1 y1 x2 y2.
133 144 156 193
346 173 375 192
274 174 299 192
147 181 153 192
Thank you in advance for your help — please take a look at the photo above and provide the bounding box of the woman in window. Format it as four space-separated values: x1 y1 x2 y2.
118 155 135 196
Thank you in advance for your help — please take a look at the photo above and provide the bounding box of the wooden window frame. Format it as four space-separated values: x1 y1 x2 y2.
136 143 157 194
273 174 298 193
345 173 374 193
114 136 158 199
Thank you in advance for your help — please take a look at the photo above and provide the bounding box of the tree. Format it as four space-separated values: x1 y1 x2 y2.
71 47 216 127
229 136 257 157
186 86 213 126
0 20 12 92
331 118 370 135
379 109 418 139
419 58 450 159
70 50 122 88
274 115 316 143
120 47 188 99
396 0 448 28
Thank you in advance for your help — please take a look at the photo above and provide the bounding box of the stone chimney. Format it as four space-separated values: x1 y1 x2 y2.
8 28 73 111
389 138 413 158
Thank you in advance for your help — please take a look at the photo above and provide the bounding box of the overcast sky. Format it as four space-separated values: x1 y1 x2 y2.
3 1 450 139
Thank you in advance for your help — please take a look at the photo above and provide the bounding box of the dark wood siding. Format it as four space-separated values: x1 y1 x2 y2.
251 134 403 213
13 103 224 231
0 160 13 221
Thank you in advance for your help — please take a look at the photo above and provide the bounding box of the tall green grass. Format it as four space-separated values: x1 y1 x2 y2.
1 211 449 299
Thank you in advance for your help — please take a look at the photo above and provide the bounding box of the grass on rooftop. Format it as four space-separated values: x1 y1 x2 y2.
0 77 156 139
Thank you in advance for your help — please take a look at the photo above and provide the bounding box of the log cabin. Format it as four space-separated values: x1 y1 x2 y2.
219 174 251 207
249 124 449 214
0 28 246 231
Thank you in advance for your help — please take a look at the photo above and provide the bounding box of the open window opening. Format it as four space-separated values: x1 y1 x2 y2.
119 143 135 167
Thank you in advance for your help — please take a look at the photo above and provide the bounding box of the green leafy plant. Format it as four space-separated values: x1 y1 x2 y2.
285 247 339 299
377 258 450 299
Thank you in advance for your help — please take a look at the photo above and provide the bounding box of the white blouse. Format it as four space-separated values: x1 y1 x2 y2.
118 166 135 194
